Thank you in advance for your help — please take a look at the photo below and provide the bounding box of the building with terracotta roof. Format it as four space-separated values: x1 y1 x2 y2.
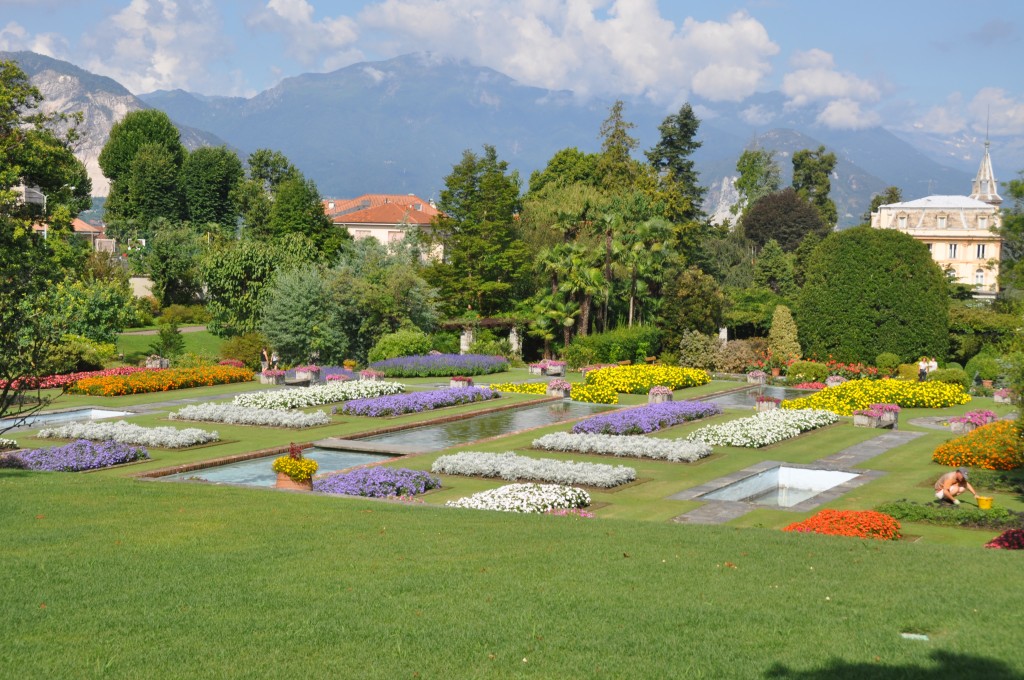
871 143 1003 296
323 193 439 247
32 217 112 250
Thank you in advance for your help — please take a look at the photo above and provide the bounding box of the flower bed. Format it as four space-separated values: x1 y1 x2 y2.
169 404 330 428
368 353 509 377
932 420 1024 470
875 500 1024 530
431 451 636 488
532 432 713 463
488 382 548 395
783 509 901 541
219 359 245 368
570 382 619 404
69 366 253 396
781 378 970 415
949 409 998 428
791 382 826 390
232 380 404 410
37 420 219 448
584 365 711 396
11 439 149 471
0 438 17 450
985 529 1024 549
340 387 498 417
314 467 442 497
445 483 591 513
0 366 157 391
572 401 722 436
687 409 838 448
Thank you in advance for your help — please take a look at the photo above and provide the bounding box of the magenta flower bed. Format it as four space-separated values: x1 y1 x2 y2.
572 401 722 435
985 529 1024 549
12 439 149 471
339 387 498 416
314 467 442 497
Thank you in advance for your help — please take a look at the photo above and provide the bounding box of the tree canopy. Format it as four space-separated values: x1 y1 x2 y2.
792 145 838 229
742 187 828 251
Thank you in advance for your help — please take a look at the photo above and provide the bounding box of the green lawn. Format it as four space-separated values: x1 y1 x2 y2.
3 378 1023 677
117 330 224 364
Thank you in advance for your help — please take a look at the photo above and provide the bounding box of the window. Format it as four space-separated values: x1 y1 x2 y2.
977 243 986 259
926 243 932 254
898 215 907 229
937 215 947 228
978 215 988 230
975 269 985 285
948 243 958 259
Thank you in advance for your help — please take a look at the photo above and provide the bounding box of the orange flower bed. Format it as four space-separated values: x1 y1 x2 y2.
932 420 1024 471
783 510 901 541
69 366 254 396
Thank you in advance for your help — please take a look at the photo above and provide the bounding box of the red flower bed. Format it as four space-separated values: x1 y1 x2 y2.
783 510 901 541
985 529 1024 550
0 366 156 390
791 382 826 389
68 366 253 396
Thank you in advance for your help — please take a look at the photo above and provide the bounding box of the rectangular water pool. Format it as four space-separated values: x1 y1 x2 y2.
701 466 859 508
2 408 134 431
161 448 393 488
706 386 813 409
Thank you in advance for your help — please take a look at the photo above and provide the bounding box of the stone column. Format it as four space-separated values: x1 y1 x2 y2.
459 327 474 354
508 327 522 355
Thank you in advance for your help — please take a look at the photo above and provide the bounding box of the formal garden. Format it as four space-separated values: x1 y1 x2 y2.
4 58 1024 677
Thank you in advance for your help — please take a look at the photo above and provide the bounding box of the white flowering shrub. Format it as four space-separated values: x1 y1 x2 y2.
0 438 18 450
532 432 713 463
37 420 219 448
232 380 404 410
169 403 330 428
432 451 635 488
686 408 838 448
445 483 591 513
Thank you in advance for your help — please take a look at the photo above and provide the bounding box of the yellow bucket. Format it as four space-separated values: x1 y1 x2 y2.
977 496 993 510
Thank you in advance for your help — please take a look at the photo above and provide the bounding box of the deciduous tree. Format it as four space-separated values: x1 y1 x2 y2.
792 145 838 229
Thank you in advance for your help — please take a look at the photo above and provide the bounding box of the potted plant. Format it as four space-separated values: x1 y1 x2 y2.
543 360 567 377
260 368 286 385
546 379 572 398
747 370 767 385
852 408 883 428
294 364 321 384
528 363 543 376
648 385 673 404
755 395 781 412
360 369 384 381
869 403 900 427
272 443 318 491
450 375 474 388
343 359 358 371
994 388 1014 404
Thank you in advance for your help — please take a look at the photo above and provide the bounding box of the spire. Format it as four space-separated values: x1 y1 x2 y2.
970 139 1002 207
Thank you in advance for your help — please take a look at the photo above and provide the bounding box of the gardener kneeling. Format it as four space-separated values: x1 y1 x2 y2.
934 468 977 505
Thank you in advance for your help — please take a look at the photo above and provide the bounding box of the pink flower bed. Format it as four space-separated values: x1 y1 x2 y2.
0 366 156 390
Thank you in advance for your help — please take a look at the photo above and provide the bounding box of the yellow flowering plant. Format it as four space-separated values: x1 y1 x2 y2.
781 378 970 416
272 443 319 482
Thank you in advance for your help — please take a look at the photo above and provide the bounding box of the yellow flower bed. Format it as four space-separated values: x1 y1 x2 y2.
488 382 548 395
571 382 619 404
271 456 319 482
781 378 971 415
585 365 711 395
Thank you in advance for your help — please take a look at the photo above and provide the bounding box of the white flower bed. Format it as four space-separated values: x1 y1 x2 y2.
432 451 635 488
37 420 219 449
686 408 838 448
0 438 17 450
445 483 591 513
232 380 404 410
532 432 712 463
169 403 330 428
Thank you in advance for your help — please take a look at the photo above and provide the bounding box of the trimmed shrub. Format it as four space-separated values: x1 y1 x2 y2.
786 360 828 385
932 420 1024 470
219 332 269 370
875 352 901 373
367 329 432 363
767 305 800 361
927 367 970 390
48 334 118 373
677 330 719 370
563 326 660 368
944 361 963 371
714 339 759 373
965 354 1001 382
896 363 919 381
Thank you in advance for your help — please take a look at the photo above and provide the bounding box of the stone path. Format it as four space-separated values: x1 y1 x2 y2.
669 429 925 526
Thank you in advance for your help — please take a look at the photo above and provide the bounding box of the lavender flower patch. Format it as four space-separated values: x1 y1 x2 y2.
340 387 498 417
368 353 509 378
571 400 722 435
16 439 149 471
314 467 442 497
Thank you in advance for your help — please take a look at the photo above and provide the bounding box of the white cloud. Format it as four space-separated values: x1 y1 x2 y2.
740 104 774 126
359 2 779 104
911 95 967 135
782 50 880 108
0 20 68 57
816 98 880 130
968 87 1024 135
249 0 362 71
80 0 229 94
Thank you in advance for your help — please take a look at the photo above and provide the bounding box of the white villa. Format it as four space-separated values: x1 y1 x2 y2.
871 143 1003 296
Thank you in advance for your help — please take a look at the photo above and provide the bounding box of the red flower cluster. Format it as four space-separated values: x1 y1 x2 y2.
791 382 827 389
0 366 155 391
218 359 245 368
824 360 879 380
783 510 901 541
984 529 1024 550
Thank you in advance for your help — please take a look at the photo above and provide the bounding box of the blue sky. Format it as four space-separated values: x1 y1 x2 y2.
1 0 1022 137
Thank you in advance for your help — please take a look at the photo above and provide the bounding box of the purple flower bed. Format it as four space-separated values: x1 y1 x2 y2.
314 467 442 497
368 353 509 378
340 387 498 416
12 439 149 471
571 401 723 435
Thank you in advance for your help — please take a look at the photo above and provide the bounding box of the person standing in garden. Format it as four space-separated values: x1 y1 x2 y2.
918 357 928 382
935 468 977 505
927 357 938 374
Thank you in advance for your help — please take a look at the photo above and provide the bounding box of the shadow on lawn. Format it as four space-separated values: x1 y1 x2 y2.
765 650 1023 679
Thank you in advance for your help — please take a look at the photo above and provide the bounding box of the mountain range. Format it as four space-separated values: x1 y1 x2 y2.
5 50 1017 228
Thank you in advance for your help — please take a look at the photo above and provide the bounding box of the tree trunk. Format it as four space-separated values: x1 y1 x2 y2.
579 295 591 337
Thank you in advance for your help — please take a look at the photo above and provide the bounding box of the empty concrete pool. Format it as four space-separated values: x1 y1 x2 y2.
700 466 859 508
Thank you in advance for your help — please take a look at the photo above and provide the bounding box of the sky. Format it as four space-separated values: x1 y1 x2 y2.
1 0 1022 137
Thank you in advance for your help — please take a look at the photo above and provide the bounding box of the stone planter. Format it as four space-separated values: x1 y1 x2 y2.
853 414 881 428
747 375 766 385
994 394 1013 404
275 472 312 491
260 374 286 385
755 401 778 413
450 379 474 388
949 421 976 435
544 365 566 377
648 393 673 404
296 369 321 384
879 412 898 427
528 365 543 376
145 356 170 369
546 388 570 399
